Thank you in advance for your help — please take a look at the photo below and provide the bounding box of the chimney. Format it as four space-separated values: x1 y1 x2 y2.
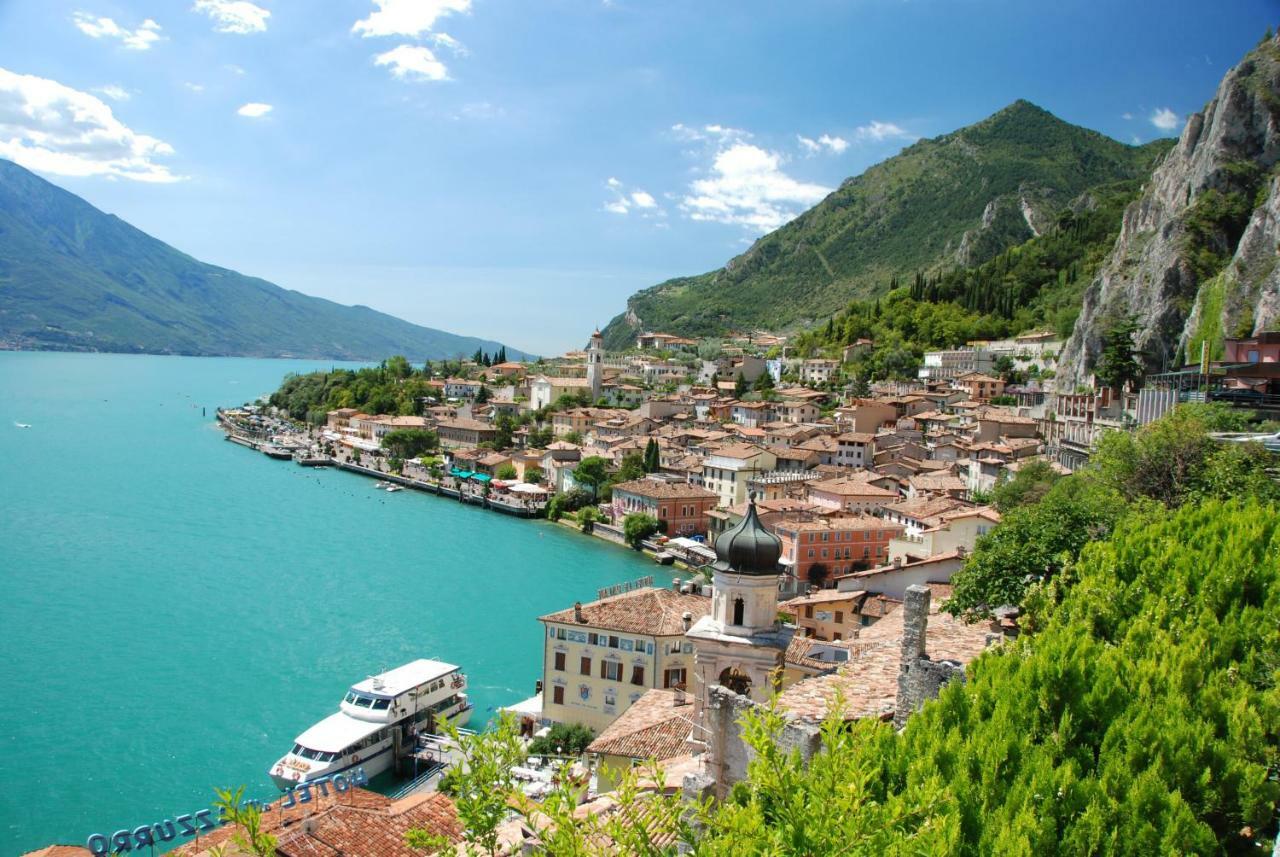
892 555 903 569
573 601 584 623
673 578 682 592
682 610 693 630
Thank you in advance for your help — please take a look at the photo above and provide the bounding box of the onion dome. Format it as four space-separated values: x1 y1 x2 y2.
713 500 781 575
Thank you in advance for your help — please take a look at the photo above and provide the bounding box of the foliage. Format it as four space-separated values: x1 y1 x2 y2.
528 722 596 757
623 513 661 548
573 456 610 497
946 475 1128 615
524 464 545 484
643 438 661 473
601 102 1171 346
1091 404 1280 507
381 427 438 459
211 786 277 857
578 506 603 533
405 713 526 856
495 463 518 480
990 458 1062 511
1093 313 1144 391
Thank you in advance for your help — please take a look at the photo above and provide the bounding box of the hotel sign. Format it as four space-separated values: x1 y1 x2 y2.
85 768 369 855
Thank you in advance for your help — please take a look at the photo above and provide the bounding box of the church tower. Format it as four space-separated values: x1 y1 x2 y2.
586 329 604 403
685 499 793 757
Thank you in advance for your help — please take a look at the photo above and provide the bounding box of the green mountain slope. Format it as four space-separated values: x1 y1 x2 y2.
602 101 1170 347
0 159 526 361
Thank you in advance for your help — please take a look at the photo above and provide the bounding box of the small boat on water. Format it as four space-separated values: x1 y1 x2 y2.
261 444 293 460
13 422 31 429
269 659 471 790
385 485 404 492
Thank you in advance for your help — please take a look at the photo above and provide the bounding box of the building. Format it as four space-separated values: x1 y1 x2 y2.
888 506 999 563
954 372 1006 402
834 552 967 600
806 475 899 513
610 478 720 537
773 514 905 588
799 359 838 385
917 347 994 382
1224 331 1280 363
686 501 795 778
778 589 894 641
529 375 596 411
585 688 692 791
698 444 777 508
436 417 497 449
443 378 483 399
834 431 875 469
538 586 711 732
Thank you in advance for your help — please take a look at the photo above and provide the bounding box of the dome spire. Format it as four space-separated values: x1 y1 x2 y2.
713 495 781 575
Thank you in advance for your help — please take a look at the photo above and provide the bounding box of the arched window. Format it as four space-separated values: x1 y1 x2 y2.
732 596 745 626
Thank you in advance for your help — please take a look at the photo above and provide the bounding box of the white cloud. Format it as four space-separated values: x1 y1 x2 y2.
0 67 179 182
352 0 471 38
374 45 449 81
427 32 467 55
671 122 748 144
225 64 247 76
193 0 270 34
236 101 272 117
183 82 206 93
681 143 831 232
1150 107 1179 132
1121 112 1134 120
603 178 662 218
853 120 912 143
72 13 163 50
798 133 848 155
95 84 130 101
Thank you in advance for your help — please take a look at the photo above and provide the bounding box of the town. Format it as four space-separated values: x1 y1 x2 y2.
196 324 1280 853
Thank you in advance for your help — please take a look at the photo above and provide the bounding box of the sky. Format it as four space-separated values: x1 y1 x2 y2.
0 0 1276 355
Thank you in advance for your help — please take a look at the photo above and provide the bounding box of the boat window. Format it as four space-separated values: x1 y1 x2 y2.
292 744 304 755
344 692 357 704
353 696 373 708
372 698 390 710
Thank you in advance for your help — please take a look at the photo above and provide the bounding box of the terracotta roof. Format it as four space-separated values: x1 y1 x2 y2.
807 477 898 498
776 591 997 723
611 479 717 501
836 432 876 443
273 792 461 857
437 418 494 432
780 589 866 609
586 689 692 760
878 496 968 524
706 443 768 460
539 588 710 636
773 514 900 535
21 848 93 857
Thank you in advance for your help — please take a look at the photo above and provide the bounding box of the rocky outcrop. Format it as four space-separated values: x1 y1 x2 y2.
1059 35 1280 384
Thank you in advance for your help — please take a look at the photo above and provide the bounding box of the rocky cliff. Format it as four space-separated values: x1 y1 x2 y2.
1059 34 1280 384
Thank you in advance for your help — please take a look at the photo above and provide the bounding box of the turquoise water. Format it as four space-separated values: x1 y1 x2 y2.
0 352 664 854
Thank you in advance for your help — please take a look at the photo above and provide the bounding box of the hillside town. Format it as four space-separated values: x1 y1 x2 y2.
176 324 1279 853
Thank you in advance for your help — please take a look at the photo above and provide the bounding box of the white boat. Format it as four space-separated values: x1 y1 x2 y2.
385 485 404 492
14 422 31 429
269 659 472 790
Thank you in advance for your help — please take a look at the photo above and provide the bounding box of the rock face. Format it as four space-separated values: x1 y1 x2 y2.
1059 35 1280 384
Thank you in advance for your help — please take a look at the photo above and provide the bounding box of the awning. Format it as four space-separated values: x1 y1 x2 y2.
451 468 474 479
473 473 492 483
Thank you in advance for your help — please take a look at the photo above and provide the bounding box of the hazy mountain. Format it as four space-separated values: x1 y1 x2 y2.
0 159 527 361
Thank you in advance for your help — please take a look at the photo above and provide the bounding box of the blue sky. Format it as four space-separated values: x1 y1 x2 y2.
0 0 1275 355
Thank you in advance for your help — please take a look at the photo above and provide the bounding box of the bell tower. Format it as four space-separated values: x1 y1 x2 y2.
586 329 604 403
685 499 793 762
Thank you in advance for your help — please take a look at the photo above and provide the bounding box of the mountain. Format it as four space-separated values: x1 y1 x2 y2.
0 159 527 361
1059 33 1280 382
601 101 1170 348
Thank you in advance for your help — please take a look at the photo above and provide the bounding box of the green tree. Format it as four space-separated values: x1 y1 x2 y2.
528 722 596 757
381 428 438 459
990 458 1062 511
384 354 412 379
642 438 661 473
493 413 514 450
622 513 661 548
734 372 749 397
753 370 774 393
495 462 518 480
211 786 277 857
614 452 646 484
524 464 544 484
946 475 1128 615
573 456 609 498
475 384 491 404
1093 313 1144 391
578 505 603 533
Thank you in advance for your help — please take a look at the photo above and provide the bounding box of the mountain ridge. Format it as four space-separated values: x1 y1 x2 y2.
601 100 1171 348
0 159 528 361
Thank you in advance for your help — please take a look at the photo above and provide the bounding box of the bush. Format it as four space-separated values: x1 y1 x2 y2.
622 513 661 548
528 722 595 757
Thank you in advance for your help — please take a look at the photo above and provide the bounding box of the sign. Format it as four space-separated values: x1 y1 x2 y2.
596 575 654 600
85 768 369 855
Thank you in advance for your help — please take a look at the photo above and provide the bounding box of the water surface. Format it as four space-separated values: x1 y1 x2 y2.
0 352 662 853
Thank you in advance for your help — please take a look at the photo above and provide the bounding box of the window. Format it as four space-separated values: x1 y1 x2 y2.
634 638 646 651
580 656 591 676
732 597 745 625
609 635 620 649
804 605 813 619
631 665 645 686
835 610 844 624
554 652 566 671
344 692 356 704
552 685 565 705
664 668 686 689
601 661 622 681
353 696 373 708
588 633 599 646
371 698 390 710
556 628 567 640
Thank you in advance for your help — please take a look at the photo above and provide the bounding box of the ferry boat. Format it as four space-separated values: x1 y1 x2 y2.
269 659 471 789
